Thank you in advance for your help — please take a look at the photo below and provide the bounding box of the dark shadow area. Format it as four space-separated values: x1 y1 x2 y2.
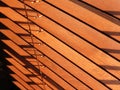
0 32 9 40
104 31 120 36
0 41 20 90
0 12 7 18
15 21 34 24
102 48 120 53
70 0 120 26
101 80 120 85
0 1 8 7
101 65 120 70
20 45 33 48
22 55 34 59
107 11 120 15
17 33 30 36
0 43 42 89
14 7 34 12
0 39 64 90
0 22 9 29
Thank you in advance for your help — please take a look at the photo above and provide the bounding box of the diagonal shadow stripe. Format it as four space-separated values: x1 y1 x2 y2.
107 11 120 15
101 65 120 70
100 80 120 85
102 48 120 53
104 31 120 36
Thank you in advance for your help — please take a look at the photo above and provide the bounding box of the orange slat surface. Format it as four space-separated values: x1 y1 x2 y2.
2 41 58 90
12 81 27 90
0 0 120 89
7 65 42 90
1 26 89 89
1 17 118 88
1 33 79 89
45 0 120 42
83 0 120 18
0 19 109 89
16 1 120 60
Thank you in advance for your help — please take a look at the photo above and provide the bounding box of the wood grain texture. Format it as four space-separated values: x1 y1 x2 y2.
0 0 120 89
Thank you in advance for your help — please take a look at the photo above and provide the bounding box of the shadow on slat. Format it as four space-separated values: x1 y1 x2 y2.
0 32 9 40
15 21 33 24
104 31 120 36
20 45 33 48
101 80 120 85
107 11 120 15
0 39 64 90
102 48 120 53
0 22 8 29
0 1 8 7
17 33 30 36
0 12 7 18
0 41 21 90
101 65 120 70
70 0 120 26
14 7 35 12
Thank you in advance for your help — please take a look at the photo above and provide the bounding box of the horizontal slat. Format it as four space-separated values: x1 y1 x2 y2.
16 1 120 60
32 28 120 89
10 74 33 90
7 65 42 90
3 45 57 90
5 6 120 86
1 39 76 89
83 0 120 18
1 0 120 89
27 68 62 90
4 2 119 82
12 81 27 90
44 0 120 42
23 7 120 81
32 66 77 90
28 12 120 81
0 19 108 89
1 29 88 89
0 8 120 89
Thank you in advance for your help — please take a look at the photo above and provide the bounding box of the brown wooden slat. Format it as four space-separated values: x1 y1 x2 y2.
0 8 119 88
27 12 120 81
0 8 27 22
3 49 43 85
83 0 120 18
34 43 109 89
20 7 120 82
8 60 54 90
38 57 90 89
14 0 120 60
32 28 120 89
1 29 89 89
2 4 119 86
5 60 34 90
44 0 120 42
7 64 32 82
2 44 57 90
7 65 42 90
1 36 78 89
12 81 27 90
1 0 120 89
26 68 63 90
1 35 26 66
3 1 119 82
0 19 109 89
10 73 33 90
32 67 75 90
